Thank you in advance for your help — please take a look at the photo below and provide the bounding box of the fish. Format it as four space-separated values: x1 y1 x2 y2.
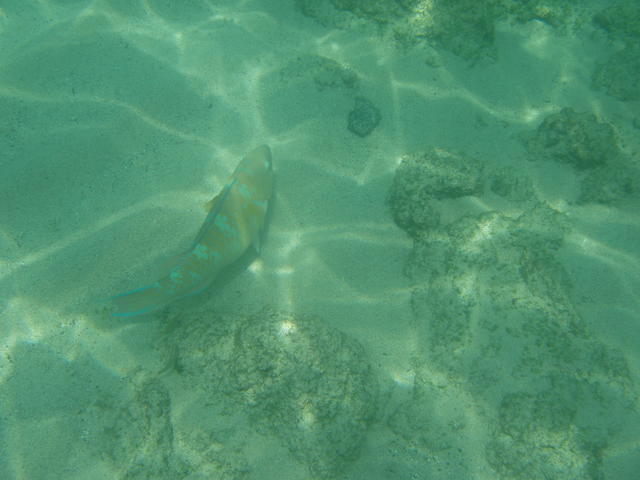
110 144 274 316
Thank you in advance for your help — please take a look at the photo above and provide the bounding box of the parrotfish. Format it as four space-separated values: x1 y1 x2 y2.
111 145 274 316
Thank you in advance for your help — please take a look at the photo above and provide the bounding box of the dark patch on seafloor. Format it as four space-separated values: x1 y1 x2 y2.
347 96 381 137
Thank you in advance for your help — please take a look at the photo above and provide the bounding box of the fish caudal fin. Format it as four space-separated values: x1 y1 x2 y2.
110 282 168 317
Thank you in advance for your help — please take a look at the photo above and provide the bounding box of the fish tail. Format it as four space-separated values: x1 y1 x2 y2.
110 282 170 317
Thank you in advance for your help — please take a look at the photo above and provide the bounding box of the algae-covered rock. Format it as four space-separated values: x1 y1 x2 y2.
388 147 484 236
525 107 620 170
592 45 640 101
524 108 640 205
593 1 640 42
172 307 379 479
489 167 536 203
401 205 635 479
297 0 579 61
387 142 638 477
85 377 189 480
410 0 501 60
486 387 593 480
578 158 640 205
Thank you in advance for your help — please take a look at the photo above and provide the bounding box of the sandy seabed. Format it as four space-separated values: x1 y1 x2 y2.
1 1 639 479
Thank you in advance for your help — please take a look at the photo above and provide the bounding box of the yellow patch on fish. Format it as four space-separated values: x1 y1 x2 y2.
110 145 274 316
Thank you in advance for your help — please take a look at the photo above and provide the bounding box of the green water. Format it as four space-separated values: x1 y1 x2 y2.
1 1 639 479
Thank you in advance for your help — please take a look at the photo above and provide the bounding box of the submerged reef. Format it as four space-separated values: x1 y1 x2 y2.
524 107 640 205
525 107 619 170
170 307 379 479
579 159 640 205
75 309 378 479
386 147 640 479
79 376 190 480
388 147 484 236
488 166 536 203
297 0 579 60
592 45 640 102
592 2 640 101
593 1 640 43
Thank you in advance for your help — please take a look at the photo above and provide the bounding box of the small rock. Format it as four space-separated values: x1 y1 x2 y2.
347 96 381 137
